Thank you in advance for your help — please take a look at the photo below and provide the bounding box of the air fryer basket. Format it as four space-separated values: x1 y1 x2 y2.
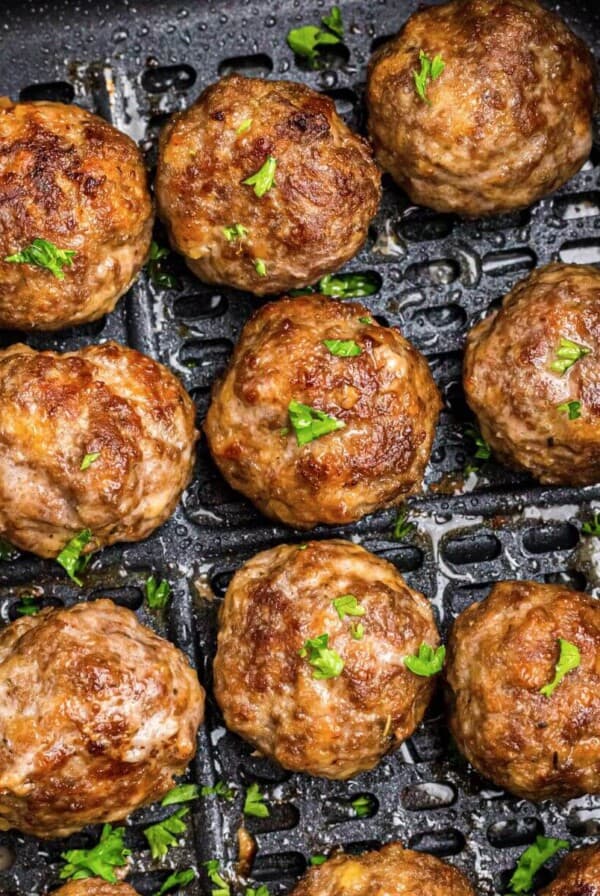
0 0 599 894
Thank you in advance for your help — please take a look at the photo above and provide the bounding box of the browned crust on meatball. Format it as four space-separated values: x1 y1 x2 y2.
204 294 441 528
0 341 198 558
539 845 600 896
156 74 381 295
52 883 138 896
463 263 600 486
445 580 600 801
0 599 205 838
290 842 475 896
366 0 595 216
0 100 153 330
213 540 439 779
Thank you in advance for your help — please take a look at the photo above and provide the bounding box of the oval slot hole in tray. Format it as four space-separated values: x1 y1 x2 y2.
522 522 579 554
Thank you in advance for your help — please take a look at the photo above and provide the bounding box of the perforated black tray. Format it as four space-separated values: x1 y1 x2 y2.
0 1 600 894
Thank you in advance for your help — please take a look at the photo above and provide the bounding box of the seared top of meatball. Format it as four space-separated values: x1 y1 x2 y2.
204 294 441 528
0 340 197 557
540 845 600 896
52 882 138 896
446 580 600 800
464 263 600 485
156 74 380 294
214 540 439 779
0 599 204 838
0 99 153 330
290 842 475 896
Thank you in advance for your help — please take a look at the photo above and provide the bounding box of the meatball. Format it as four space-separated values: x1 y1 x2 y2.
0 341 197 558
446 580 600 800
213 540 440 779
463 264 600 485
156 74 380 295
290 843 474 896
539 845 600 896
0 599 205 838
0 100 153 330
366 0 595 216
53 884 138 896
204 295 441 528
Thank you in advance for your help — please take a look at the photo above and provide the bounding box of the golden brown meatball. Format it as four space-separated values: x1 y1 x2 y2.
464 264 600 486
204 295 441 528
52 883 138 896
290 843 475 896
0 341 197 558
539 845 600 896
213 540 440 779
446 581 600 801
0 100 153 330
366 0 595 216
156 74 380 295
0 599 205 838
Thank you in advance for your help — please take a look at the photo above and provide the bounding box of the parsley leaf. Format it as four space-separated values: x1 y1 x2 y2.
358 316 373 324
350 622 364 640
319 272 380 299
286 24 341 68
255 258 267 276
5 238 76 280
245 887 270 896
582 512 600 536
243 782 270 818
147 241 180 290
557 400 582 420
333 594 365 621
161 784 200 806
80 452 100 471
16 595 40 616
322 5 343 37
204 860 230 896
236 118 253 135
223 223 248 242
146 575 171 610
299 633 344 679
351 795 373 818
465 424 492 460
413 50 445 104
392 507 415 540
201 780 235 800
551 337 590 375
288 400 344 445
310 855 327 866
509 836 569 893
144 807 189 860
56 529 93 586
540 638 581 698
60 823 130 883
155 868 197 896
243 156 277 197
404 643 446 677
323 338 362 357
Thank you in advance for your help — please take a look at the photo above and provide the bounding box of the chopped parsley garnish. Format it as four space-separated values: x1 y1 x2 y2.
236 118 253 135
144 807 189 860
413 50 445 104
223 223 248 242
299 633 344 680
322 5 343 37
310 855 327 866
351 795 372 818
146 575 171 610
558 400 582 420
333 594 365 621
243 782 270 818
323 338 362 357
56 529 92 586
582 512 600 536
255 258 267 276
161 783 200 806
286 7 343 68
464 423 492 474
350 622 365 640
5 238 76 280
201 780 235 800
155 868 197 896
80 451 100 471
392 508 415 540
358 316 373 325
288 400 344 445
540 638 581 698
204 860 230 896
404 643 446 677
245 887 270 896
551 337 590 375
319 272 379 299
60 823 130 883
243 156 277 197
147 241 180 290
508 836 569 893
16 595 40 616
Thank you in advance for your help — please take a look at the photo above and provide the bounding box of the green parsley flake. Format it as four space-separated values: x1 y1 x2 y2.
351 795 372 818
319 272 380 299
509 836 569 893
144 807 189 860
255 258 267 276
333 594 365 621
56 529 92 586
60 823 131 883
245 887 270 896
161 783 200 806
299 633 344 680
540 638 581 698
243 156 277 197
204 860 230 896
551 337 591 375
392 508 415 540
310 855 327 866
582 512 600 536
80 451 101 471
155 868 197 896
201 780 235 800
558 400 582 420
223 223 248 242
322 5 343 37
358 316 373 325
286 22 342 68
323 338 362 357
351 622 365 640
146 575 171 610
147 241 180 290
244 782 270 818
16 595 40 616
413 50 445 104
288 399 344 446
236 118 253 135
404 643 446 677
5 237 76 280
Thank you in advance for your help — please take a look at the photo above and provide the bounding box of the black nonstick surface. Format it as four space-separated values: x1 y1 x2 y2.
0 1 599 894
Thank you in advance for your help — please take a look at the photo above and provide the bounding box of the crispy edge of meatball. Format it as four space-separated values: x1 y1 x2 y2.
51 883 139 896
539 845 600 896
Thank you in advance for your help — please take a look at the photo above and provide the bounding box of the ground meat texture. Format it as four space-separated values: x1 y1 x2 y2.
540 846 600 896
445 580 600 801
155 74 380 295
290 842 475 896
0 599 205 838
366 0 595 217
0 341 197 558
463 264 600 486
0 100 153 330
213 540 440 779
204 295 441 528
52 884 138 896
